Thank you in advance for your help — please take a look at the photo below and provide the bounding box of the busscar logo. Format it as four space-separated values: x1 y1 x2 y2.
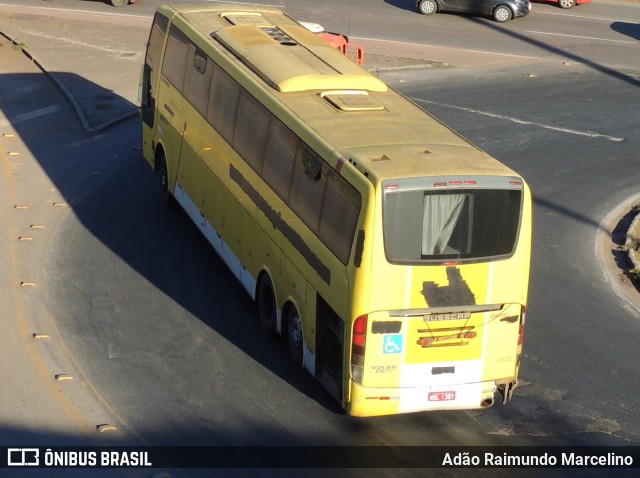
8 448 40 466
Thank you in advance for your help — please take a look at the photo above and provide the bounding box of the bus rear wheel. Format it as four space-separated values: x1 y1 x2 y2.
110 0 129 6
286 306 303 366
257 274 277 336
157 153 168 194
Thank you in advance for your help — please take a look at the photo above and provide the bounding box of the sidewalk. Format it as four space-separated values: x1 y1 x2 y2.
0 8 150 132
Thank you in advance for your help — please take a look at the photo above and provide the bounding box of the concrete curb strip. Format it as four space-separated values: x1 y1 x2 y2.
0 31 138 133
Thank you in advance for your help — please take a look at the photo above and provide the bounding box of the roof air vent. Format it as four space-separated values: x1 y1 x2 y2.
260 26 297 46
321 91 385 112
222 13 267 25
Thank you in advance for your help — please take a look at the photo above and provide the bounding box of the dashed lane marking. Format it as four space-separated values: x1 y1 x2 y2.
0 83 41 101
0 105 61 129
414 98 625 142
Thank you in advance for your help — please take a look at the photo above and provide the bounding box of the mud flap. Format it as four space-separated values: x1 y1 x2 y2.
498 379 518 405
316 295 344 402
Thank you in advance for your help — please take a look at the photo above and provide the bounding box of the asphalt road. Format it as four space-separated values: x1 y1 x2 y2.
1 1 640 477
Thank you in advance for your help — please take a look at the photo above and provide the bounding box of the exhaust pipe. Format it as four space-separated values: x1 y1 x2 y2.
480 397 494 408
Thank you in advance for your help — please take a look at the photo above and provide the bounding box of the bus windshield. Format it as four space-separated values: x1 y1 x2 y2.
383 180 522 263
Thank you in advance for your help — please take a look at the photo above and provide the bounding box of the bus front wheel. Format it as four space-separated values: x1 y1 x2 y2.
257 274 277 336
156 151 172 203
286 306 303 366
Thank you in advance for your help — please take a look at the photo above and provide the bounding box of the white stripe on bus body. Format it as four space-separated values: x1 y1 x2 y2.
174 182 317 376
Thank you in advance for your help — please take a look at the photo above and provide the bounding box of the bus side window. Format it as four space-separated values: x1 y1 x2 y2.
183 45 212 118
319 173 361 264
162 25 190 92
290 147 328 234
263 120 298 202
207 67 240 144
233 92 269 173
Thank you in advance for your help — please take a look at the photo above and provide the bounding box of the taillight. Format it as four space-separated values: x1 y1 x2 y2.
518 324 524 345
352 315 367 357
351 315 367 385
518 306 526 346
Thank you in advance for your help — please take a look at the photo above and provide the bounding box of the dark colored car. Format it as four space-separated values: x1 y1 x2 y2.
416 0 531 22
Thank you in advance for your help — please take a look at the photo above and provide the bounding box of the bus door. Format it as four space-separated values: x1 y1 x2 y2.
156 23 190 192
175 43 214 212
141 12 169 164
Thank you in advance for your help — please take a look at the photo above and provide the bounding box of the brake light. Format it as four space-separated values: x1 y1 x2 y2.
351 315 367 385
518 306 526 346
435 180 477 187
518 324 524 345
352 315 367 357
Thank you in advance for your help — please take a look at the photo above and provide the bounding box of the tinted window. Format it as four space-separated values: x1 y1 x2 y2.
289 146 327 235
234 93 270 172
184 45 213 117
263 120 298 201
319 170 361 264
207 67 240 144
384 187 521 263
162 25 189 91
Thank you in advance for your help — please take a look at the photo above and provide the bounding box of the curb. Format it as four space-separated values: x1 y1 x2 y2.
0 31 138 134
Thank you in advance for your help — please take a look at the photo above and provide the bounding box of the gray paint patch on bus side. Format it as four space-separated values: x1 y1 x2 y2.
421 267 476 307
229 164 332 285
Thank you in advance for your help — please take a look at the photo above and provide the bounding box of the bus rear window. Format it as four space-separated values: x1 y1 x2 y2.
383 184 522 263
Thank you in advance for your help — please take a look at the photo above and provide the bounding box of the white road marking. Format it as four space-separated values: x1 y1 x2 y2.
0 105 61 128
413 99 625 142
525 30 637 45
353 36 543 61
536 10 640 24
0 84 40 101
16 30 141 57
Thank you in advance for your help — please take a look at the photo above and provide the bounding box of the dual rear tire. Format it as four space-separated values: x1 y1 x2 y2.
257 274 303 366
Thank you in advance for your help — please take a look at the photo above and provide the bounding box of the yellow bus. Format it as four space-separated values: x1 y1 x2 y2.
140 2 532 417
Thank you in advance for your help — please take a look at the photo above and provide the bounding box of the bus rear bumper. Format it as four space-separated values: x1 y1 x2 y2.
347 380 498 417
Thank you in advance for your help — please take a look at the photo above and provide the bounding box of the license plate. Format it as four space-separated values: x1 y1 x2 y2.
428 391 456 401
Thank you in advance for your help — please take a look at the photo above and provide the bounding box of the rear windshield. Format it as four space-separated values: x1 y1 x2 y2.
383 179 522 263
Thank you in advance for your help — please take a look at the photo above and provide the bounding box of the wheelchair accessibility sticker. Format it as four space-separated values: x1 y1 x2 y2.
383 335 403 354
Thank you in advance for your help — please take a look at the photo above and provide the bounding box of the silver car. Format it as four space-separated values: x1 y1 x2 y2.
416 0 531 23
